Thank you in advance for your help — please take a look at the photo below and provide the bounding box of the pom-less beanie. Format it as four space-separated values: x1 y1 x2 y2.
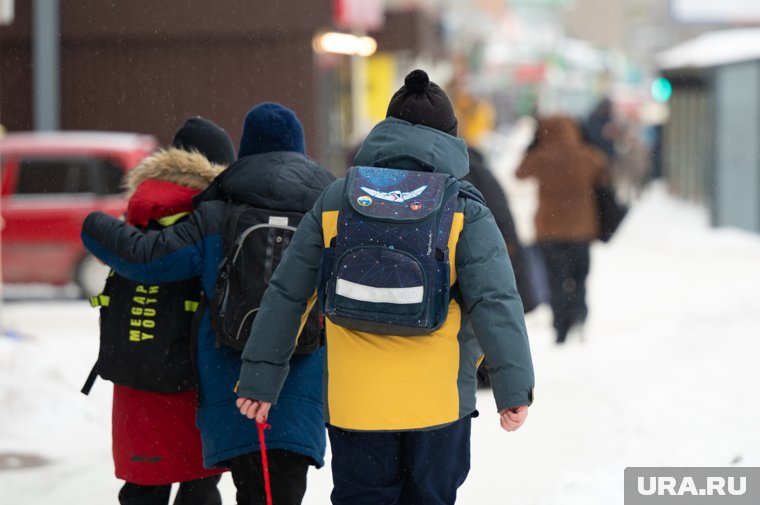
171 116 236 166
238 102 306 158
386 69 458 136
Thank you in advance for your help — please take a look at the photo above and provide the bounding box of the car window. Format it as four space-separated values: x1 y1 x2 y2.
14 157 125 196
99 158 125 194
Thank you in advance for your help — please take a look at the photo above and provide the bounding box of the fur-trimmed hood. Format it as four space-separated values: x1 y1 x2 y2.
124 148 226 197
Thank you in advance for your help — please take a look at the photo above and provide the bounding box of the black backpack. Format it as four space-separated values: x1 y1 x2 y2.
209 202 322 353
82 270 201 395
595 182 628 242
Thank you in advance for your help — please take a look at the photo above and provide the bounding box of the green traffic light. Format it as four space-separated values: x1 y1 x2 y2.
651 77 672 103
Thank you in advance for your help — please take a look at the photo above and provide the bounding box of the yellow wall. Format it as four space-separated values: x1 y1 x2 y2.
365 53 396 123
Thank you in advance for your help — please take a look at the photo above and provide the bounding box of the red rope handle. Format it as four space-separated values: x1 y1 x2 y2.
257 421 273 505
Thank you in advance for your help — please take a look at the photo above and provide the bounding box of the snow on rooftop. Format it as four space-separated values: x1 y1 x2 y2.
656 28 760 70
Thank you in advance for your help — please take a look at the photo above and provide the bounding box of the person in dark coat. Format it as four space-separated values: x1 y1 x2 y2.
516 115 608 344
463 147 539 387
462 147 538 313
583 97 619 163
112 116 234 505
82 103 336 505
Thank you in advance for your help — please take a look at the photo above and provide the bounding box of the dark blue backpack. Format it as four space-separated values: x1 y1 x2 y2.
318 166 460 336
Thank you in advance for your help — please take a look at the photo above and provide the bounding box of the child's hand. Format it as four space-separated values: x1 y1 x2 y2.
499 405 528 432
236 397 272 423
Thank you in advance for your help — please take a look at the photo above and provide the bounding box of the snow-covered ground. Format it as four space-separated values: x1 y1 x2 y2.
1 181 759 505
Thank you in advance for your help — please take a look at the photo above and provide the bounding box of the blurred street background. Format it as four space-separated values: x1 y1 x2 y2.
4 0 760 242
4 0 760 243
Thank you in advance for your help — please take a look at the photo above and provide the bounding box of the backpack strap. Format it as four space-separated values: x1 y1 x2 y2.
89 294 110 308
448 181 482 318
92 291 196 312
80 362 98 396
84 290 107 395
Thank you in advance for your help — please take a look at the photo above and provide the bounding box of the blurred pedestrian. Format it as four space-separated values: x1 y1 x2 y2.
449 68 536 311
110 116 234 505
450 75 539 383
463 147 538 314
583 97 621 163
236 69 534 505
516 115 608 344
82 104 335 505
463 147 539 387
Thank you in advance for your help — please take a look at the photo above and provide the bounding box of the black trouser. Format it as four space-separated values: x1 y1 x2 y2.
118 475 222 505
539 242 591 343
229 449 311 505
328 416 472 505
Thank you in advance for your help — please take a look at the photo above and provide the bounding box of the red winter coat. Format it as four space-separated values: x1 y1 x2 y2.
111 149 226 485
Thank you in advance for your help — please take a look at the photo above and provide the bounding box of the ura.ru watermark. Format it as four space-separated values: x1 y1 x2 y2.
625 467 758 504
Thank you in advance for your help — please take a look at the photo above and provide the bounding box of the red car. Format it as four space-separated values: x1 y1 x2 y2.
1 131 158 298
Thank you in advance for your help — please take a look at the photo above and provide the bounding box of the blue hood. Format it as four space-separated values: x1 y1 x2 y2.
353 118 469 179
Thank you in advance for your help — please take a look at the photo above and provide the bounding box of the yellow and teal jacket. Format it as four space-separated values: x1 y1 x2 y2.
238 118 534 431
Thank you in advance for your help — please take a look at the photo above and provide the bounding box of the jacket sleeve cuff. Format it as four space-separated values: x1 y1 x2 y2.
494 388 534 412
237 361 290 404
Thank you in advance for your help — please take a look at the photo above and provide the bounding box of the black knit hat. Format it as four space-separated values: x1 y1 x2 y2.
386 69 458 136
172 116 236 166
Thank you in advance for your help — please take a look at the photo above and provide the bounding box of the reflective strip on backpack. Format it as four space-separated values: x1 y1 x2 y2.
335 278 424 304
184 300 199 313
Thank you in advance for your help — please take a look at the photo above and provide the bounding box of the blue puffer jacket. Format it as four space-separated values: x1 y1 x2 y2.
82 152 335 468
